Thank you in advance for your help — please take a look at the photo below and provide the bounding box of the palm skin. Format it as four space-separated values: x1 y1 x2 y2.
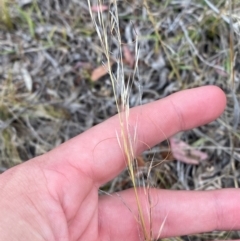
0 86 239 241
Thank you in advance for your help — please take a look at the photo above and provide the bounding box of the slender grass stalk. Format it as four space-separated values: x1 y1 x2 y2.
17 6 35 38
0 0 13 30
87 0 152 240
143 0 181 83
229 0 235 89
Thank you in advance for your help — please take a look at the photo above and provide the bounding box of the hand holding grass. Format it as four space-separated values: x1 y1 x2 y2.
0 86 238 241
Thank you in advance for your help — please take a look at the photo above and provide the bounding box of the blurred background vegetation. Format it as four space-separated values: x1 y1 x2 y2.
0 0 240 240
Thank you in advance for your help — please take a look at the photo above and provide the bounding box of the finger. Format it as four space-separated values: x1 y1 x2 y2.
43 86 226 185
98 188 240 240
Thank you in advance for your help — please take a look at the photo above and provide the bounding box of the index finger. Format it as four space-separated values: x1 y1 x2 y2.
44 86 226 185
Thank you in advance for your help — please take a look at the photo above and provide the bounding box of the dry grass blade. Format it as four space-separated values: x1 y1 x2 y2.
91 62 113 81
87 0 152 240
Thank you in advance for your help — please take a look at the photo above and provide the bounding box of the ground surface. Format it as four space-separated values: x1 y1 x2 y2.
0 0 240 240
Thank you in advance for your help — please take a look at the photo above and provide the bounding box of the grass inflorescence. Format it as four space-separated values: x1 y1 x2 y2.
87 0 154 239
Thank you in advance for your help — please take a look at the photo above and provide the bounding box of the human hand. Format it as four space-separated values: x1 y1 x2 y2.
0 86 238 241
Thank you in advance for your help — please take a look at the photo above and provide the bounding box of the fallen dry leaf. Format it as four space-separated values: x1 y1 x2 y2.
21 68 32 92
123 45 135 68
74 62 92 70
170 137 208 165
91 63 112 81
136 156 145 167
91 5 108 13
215 67 228 77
